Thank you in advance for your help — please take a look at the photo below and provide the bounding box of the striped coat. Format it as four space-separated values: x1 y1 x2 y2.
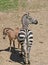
18 29 33 48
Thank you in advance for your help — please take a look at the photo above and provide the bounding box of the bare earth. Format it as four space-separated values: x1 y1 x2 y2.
0 4 48 65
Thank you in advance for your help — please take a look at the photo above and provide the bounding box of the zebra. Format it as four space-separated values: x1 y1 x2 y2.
18 29 33 64
18 13 38 64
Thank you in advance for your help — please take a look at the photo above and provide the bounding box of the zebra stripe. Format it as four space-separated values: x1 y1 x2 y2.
18 29 33 46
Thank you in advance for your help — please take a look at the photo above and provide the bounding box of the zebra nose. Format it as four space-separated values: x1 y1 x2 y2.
35 20 38 24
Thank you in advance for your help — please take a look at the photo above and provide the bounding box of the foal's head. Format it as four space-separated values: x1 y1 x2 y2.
3 28 9 39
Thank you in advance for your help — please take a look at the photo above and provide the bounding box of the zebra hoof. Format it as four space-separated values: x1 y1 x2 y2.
28 61 30 64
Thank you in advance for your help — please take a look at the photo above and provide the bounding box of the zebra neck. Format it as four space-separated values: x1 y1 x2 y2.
22 24 29 30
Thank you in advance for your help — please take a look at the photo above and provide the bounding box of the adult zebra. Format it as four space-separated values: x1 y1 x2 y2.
18 13 38 64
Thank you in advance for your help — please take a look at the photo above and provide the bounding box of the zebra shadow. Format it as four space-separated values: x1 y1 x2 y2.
0 47 25 65
0 47 30 65
10 48 30 65
10 48 24 64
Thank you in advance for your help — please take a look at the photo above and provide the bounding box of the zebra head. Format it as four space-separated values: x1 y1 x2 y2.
27 13 38 24
21 13 38 29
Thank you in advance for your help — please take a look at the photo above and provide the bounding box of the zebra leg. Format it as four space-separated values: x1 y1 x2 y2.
18 42 20 49
23 51 30 64
27 53 30 64
27 47 31 64
24 51 29 64
20 45 23 57
9 40 12 51
25 52 29 64
23 52 26 64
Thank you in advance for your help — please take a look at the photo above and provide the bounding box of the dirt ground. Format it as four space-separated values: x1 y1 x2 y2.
0 6 48 65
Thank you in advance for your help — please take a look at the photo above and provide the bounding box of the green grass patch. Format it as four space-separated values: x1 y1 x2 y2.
0 0 48 12
0 0 19 11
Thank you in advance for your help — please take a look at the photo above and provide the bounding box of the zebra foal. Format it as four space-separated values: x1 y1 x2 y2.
18 13 38 64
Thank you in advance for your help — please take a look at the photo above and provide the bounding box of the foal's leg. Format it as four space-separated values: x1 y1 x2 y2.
9 40 12 51
18 42 20 49
13 40 15 49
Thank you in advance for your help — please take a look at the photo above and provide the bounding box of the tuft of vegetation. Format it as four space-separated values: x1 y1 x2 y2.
0 0 19 11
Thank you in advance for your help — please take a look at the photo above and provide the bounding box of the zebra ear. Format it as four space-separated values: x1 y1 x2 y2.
26 12 30 18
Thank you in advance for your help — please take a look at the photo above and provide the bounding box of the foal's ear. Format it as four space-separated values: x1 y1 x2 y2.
6 29 9 32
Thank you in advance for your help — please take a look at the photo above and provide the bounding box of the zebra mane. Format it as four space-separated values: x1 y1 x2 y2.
21 13 28 22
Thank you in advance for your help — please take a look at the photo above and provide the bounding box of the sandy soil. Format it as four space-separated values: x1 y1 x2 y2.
0 8 48 65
